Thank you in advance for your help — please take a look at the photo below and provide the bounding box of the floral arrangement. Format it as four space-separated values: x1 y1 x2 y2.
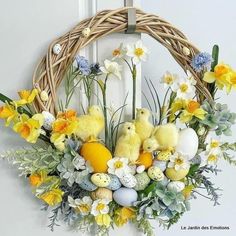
1 41 236 236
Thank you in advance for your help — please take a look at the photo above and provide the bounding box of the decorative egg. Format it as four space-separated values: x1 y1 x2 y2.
165 168 189 181
107 174 121 191
134 172 151 191
153 160 167 171
137 152 153 169
42 111 55 131
82 27 91 37
167 181 185 193
113 188 138 207
53 43 62 55
80 142 112 173
136 165 145 174
91 173 111 187
120 173 137 188
157 150 172 161
160 176 169 187
40 91 49 102
148 166 164 181
176 128 199 160
129 164 137 175
91 188 113 201
79 174 98 191
183 46 190 56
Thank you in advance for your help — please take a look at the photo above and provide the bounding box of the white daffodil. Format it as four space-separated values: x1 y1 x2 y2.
126 40 148 65
100 59 122 80
168 152 190 171
112 43 127 60
68 196 93 216
206 138 221 152
205 149 222 165
107 157 131 178
172 77 196 99
161 71 179 89
91 199 111 216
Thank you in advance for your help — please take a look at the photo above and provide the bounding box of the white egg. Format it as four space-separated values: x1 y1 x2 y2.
120 173 137 188
42 111 55 131
113 188 138 207
167 181 185 193
175 128 199 160
136 165 145 174
53 43 62 55
82 27 91 37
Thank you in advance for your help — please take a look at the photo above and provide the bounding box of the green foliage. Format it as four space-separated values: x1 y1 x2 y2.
220 142 236 166
133 218 154 236
1 146 62 176
200 101 236 136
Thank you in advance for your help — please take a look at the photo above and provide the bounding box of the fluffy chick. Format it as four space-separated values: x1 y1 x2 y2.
134 108 154 143
114 122 141 163
153 123 179 150
75 105 104 141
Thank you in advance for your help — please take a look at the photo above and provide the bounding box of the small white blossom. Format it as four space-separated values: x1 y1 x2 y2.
91 199 111 216
68 196 93 216
100 59 122 80
107 157 131 178
168 152 190 171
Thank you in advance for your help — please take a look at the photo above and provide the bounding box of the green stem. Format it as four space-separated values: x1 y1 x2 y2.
103 75 109 148
132 65 137 119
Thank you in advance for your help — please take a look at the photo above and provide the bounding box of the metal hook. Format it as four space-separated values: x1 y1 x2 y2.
125 0 136 34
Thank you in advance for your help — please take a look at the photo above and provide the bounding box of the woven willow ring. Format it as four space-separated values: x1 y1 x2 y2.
32 7 212 114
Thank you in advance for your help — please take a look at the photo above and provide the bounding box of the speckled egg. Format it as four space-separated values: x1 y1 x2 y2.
42 111 55 131
148 166 164 181
153 160 167 171
113 188 138 207
157 150 172 161
167 181 185 193
53 43 62 55
79 174 98 191
120 173 137 188
134 172 151 191
107 174 122 191
91 173 111 187
91 188 113 201
136 165 145 174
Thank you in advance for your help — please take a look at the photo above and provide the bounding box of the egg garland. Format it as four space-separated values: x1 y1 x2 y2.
1 7 236 236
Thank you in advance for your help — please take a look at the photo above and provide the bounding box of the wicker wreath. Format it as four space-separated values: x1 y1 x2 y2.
32 7 212 114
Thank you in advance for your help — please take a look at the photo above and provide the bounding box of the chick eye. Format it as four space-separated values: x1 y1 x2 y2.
128 127 131 130
141 111 144 114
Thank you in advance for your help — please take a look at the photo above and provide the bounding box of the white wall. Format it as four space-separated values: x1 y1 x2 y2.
0 0 236 236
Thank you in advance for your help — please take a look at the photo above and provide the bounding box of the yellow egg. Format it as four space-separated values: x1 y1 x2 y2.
157 150 172 161
137 152 153 169
91 173 111 187
91 188 113 201
165 168 189 181
80 142 112 173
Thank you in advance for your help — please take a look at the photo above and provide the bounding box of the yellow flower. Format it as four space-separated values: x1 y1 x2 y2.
39 188 64 206
52 118 78 135
169 99 185 122
0 103 18 126
29 170 48 187
180 100 206 123
182 185 195 199
114 207 136 227
13 114 44 143
50 133 66 151
95 214 111 228
203 63 232 92
57 109 77 121
15 88 38 106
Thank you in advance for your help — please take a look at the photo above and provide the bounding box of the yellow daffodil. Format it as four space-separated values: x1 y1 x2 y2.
0 103 18 126
50 133 66 151
52 118 78 135
228 71 236 91
57 109 77 121
169 99 185 122
182 185 195 199
114 207 136 227
13 114 44 143
39 188 64 206
203 63 232 92
95 214 111 228
15 88 38 106
29 170 48 187
180 100 206 123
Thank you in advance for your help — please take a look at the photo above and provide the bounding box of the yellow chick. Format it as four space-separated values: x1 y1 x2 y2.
134 108 154 143
153 123 179 151
114 122 141 163
75 105 104 141
143 137 159 153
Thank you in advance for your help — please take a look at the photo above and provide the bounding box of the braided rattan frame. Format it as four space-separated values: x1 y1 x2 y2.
32 7 212 114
